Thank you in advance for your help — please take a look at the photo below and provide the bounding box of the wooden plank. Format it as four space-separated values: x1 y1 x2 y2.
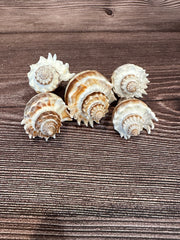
0 101 179 218
0 32 179 108
0 2 180 238
0 0 179 33
0 216 180 239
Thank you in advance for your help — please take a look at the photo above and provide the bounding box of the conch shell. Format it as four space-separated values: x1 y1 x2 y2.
21 93 71 141
28 53 75 93
65 70 116 127
111 64 149 98
113 99 158 139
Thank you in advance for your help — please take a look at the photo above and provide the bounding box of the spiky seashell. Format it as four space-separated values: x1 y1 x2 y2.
21 93 71 141
113 99 158 139
111 64 149 98
28 53 75 93
65 70 116 127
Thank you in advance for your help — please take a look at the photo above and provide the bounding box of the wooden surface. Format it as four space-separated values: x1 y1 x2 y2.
0 0 180 239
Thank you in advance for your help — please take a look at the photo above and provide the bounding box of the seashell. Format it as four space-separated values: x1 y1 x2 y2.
111 64 149 98
21 93 71 141
113 99 158 139
28 53 75 93
65 70 116 127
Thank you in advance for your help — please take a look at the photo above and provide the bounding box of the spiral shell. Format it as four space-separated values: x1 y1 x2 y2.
21 93 71 141
65 70 116 127
28 53 75 93
113 99 158 139
111 64 149 98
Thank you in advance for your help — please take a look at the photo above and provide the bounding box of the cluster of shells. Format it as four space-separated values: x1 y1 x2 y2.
21 53 158 141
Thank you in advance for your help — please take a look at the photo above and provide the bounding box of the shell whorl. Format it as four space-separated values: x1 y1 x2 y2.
121 74 138 93
82 92 109 124
28 53 75 93
35 65 59 85
122 114 144 137
35 111 62 138
21 93 71 141
113 99 158 139
111 64 149 98
65 70 116 127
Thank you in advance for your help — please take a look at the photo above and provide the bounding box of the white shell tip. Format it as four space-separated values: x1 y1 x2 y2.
84 121 89 127
77 120 81 126
48 53 53 59
53 54 57 61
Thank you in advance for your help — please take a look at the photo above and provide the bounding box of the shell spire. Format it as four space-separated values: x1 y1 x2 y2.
65 70 116 127
113 99 158 139
28 53 75 93
111 64 149 98
21 93 71 141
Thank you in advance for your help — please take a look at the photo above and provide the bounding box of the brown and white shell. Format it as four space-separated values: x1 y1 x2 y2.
21 93 71 141
65 70 116 127
28 53 75 93
111 64 149 98
113 99 158 139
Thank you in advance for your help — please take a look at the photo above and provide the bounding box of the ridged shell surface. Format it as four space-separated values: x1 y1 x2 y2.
113 99 158 139
65 70 116 127
21 93 71 141
28 53 75 93
111 64 149 98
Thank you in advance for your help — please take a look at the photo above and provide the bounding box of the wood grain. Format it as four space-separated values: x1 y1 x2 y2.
0 0 180 239
0 32 179 108
0 100 180 220
0 0 180 33
0 216 180 239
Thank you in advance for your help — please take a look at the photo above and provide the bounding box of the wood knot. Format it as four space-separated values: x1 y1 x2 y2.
104 8 114 16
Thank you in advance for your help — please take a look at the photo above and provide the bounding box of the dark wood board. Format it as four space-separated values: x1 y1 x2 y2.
0 216 180 239
0 0 180 239
0 0 180 33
